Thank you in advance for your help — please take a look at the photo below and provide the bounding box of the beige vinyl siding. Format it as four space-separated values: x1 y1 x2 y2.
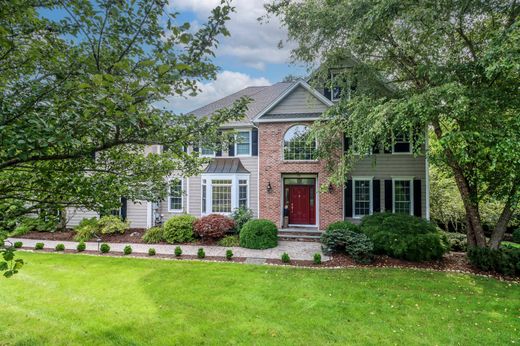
65 208 99 228
346 153 427 221
266 85 328 115
126 201 148 228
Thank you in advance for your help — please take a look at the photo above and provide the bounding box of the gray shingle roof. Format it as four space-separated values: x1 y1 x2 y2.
204 158 250 174
188 82 294 126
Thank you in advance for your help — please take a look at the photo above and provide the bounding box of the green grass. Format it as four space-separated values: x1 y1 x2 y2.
503 241 520 248
1 252 518 345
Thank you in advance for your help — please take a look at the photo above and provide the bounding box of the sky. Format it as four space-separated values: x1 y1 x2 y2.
167 0 308 113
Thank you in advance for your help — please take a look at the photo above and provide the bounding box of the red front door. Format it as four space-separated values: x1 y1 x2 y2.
288 185 314 224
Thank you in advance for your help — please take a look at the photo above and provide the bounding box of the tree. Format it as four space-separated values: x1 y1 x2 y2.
0 0 249 276
266 0 519 248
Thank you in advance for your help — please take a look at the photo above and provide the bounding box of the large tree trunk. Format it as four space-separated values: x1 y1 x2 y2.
489 199 515 249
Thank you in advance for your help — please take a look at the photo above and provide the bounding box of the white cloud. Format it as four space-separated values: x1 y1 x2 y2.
162 70 271 113
170 0 293 70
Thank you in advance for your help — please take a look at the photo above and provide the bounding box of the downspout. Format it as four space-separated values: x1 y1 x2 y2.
425 127 430 220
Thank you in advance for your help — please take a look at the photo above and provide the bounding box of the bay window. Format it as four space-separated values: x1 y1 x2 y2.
201 174 249 214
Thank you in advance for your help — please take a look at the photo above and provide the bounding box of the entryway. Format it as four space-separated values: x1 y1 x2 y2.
283 177 316 226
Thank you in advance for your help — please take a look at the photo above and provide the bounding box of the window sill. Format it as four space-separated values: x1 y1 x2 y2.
282 160 319 164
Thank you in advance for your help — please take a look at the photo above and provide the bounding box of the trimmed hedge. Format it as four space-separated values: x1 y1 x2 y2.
100 243 110 253
239 219 278 249
193 214 235 239
321 227 373 263
163 214 196 244
326 220 360 233
468 247 520 276
360 213 448 262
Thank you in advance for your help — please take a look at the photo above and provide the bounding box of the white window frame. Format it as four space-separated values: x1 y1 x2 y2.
282 124 318 161
200 147 216 158
235 129 252 157
201 174 250 215
352 177 373 219
391 130 412 154
168 179 184 212
392 177 414 215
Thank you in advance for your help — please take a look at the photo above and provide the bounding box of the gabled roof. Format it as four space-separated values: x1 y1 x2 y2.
203 158 250 174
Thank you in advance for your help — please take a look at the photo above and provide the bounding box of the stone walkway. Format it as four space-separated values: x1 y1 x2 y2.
7 238 329 261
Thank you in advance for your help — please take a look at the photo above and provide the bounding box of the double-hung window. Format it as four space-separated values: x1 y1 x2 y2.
201 175 249 214
392 131 412 153
238 179 248 208
168 180 183 212
352 178 372 218
393 178 413 215
235 131 251 156
201 147 215 157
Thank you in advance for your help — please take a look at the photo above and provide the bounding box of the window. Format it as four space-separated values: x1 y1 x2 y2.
201 147 215 157
393 131 411 153
330 72 342 101
393 179 413 215
239 179 248 208
201 175 249 214
353 179 372 218
168 180 183 212
235 131 251 156
283 125 317 161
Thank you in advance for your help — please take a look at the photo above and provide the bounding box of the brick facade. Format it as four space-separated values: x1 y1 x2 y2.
258 122 343 230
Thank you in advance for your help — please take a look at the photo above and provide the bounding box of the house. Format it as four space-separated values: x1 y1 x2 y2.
67 78 429 231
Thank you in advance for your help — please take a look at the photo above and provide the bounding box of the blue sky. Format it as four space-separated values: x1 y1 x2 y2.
168 0 308 113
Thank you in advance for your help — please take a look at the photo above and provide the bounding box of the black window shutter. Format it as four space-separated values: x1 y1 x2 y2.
384 180 393 212
345 179 353 218
228 143 235 156
193 145 199 153
372 137 380 154
215 131 222 156
414 179 422 217
373 180 381 213
121 197 127 221
252 128 258 156
324 87 331 101
343 134 352 152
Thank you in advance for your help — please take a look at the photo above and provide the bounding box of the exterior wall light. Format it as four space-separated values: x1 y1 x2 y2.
267 181 272 193
328 183 334 193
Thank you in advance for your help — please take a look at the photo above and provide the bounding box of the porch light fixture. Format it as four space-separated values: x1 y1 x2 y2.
328 183 334 193
267 181 272 193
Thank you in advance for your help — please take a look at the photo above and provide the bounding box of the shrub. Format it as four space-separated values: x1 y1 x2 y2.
98 215 129 235
163 214 197 244
231 207 254 233
142 227 164 244
55 243 65 251
74 217 99 242
360 213 448 262
468 246 520 276
441 231 468 252
77 242 86 252
194 214 235 239
35 242 44 250
123 245 132 255
197 248 205 259
100 243 110 253
148 248 156 256
281 252 290 263
512 228 520 244
239 219 278 249
174 246 182 257
14 241 23 248
345 232 374 264
226 249 233 260
313 253 321 264
217 235 240 247
326 220 360 233
11 217 57 236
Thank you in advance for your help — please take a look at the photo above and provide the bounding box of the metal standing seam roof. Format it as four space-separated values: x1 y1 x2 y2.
203 158 250 174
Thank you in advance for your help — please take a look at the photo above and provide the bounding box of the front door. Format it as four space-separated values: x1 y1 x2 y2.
288 185 313 224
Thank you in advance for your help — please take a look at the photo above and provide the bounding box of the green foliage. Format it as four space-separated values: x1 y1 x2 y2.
197 248 205 259
230 207 254 233
326 220 360 232
217 235 240 247
441 232 468 252
429 165 466 232
35 243 44 250
174 246 182 257
148 248 156 256
468 247 520 276
74 217 99 242
77 242 86 252
281 253 290 263
98 216 129 235
55 244 65 252
100 243 110 253
123 245 132 255
0 243 24 278
10 217 58 237
14 242 23 249
313 253 321 264
360 213 448 262
322 227 374 264
512 229 520 244
225 249 233 260
142 227 164 244
193 214 235 239
163 215 197 244
239 219 278 249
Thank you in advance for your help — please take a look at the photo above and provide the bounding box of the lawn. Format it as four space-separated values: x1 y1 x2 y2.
0 253 518 345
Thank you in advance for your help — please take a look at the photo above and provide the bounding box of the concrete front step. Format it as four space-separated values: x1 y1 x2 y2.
279 228 321 234
278 234 321 242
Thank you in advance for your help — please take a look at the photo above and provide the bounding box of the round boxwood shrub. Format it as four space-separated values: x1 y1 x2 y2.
77 242 86 252
360 213 448 262
174 246 182 257
226 249 233 260
123 245 132 255
313 253 321 264
239 219 278 249
148 248 156 256
163 214 197 244
512 228 520 244
197 247 205 259
142 226 164 244
14 241 23 248
35 242 44 250
281 252 290 263
193 214 235 239
100 243 110 253
55 243 65 251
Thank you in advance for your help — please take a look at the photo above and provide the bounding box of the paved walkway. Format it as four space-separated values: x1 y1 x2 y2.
7 238 328 261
